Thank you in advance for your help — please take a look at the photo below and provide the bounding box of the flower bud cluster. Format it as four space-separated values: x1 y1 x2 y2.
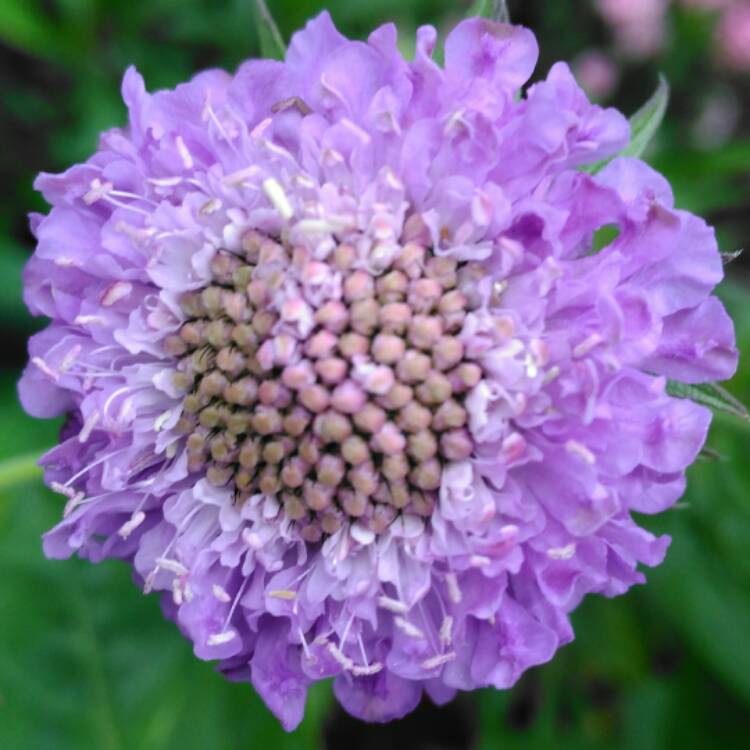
167 231 484 538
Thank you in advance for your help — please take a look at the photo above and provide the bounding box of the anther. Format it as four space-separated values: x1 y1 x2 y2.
331 381 367 414
408 278 443 313
348 462 379 496
281 457 310 489
407 430 438 462
298 384 331 414
408 315 444 349
352 403 386 434
431 399 467 431
350 299 380 336
394 243 425 279
371 333 406 365
379 302 412 333
314 411 353 443
440 429 473 460
315 357 348 385
410 459 442 491
343 270 375 302
415 371 453 405
379 383 413 411
340 489 369 517
304 481 335 511
382 454 409 482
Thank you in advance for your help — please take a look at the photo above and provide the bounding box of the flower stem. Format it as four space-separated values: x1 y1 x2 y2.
494 0 511 23
469 0 511 23
0 451 44 491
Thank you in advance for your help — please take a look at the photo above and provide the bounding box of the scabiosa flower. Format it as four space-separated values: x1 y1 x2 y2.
20 12 738 729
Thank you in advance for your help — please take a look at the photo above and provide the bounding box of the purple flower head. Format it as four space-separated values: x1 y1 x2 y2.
20 13 737 729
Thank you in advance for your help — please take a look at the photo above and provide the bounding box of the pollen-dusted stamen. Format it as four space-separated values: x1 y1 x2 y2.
170 218 488 539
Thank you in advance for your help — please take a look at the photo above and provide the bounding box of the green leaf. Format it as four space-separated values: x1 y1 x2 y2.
622 75 670 160
0 0 75 62
590 223 621 254
0 380 331 749
667 381 749 422
0 238 30 321
254 0 287 60
469 0 511 23
0 451 43 491
646 521 750 707
0 483 334 750
583 75 670 174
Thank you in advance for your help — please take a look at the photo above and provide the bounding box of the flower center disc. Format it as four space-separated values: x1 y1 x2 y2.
166 226 485 541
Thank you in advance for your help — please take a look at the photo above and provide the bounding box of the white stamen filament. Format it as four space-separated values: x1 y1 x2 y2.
101 281 133 307
202 99 242 157
547 543 577 561
573 333 602 358
118 511 146 539
147 177 183 188
51 481 77 500
176 136 194 169
445 572 462 604
79 411 100 443
299 627 312 661
199 198 222 215
565 439 596 465
422 652 456 670
156 557 189 576
102 194 152 217
83 178 113 205
327 642 354 670
268 589 296 600
378 595 409 614
172 577 186 605
63 491 87 517
351 663 383 677
60 345 82 373
439 615 453 645
394 617 425 640
207 631 236 646
263 177 294 220
74 315 108 326
32 357 60 382
212 584 232 603
153 409 174 432
221 573 251 632
469 555 491 568
222 166 260 188
63 447 128 488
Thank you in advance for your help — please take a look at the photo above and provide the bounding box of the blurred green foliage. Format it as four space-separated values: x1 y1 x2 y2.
1 1 749 748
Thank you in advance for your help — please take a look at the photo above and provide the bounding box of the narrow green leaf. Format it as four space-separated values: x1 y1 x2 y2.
469 0 511 23
0 0 90 65
697 445 726 462
667 381 749 422
0 451 43 492
624 74 670 159
583 75 670 174
254 0 286 60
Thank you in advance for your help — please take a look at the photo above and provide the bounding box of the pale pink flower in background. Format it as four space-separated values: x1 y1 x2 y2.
596 0 669 58
715 3 750 71
573 49 620 99
691 87 741 147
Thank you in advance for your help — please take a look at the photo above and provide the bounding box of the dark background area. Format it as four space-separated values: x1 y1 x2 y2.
1 1 749 748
